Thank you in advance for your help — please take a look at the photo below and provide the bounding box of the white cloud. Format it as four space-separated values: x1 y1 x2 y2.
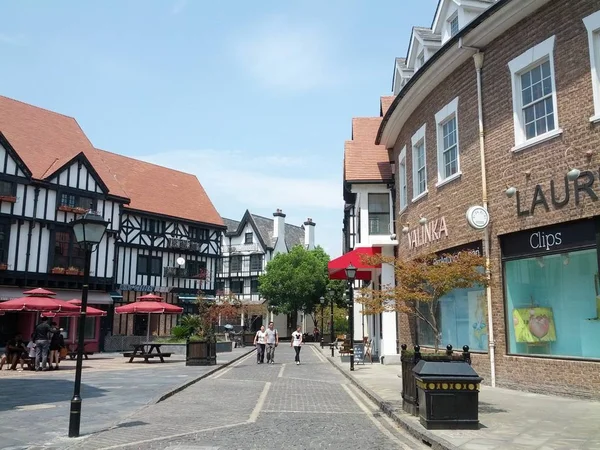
171 0 188 15
231 15 341 92
139 149 343 211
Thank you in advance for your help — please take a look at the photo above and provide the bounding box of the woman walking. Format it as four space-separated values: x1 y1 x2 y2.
253 325 267 364
49 323 65 370
291 325 303 365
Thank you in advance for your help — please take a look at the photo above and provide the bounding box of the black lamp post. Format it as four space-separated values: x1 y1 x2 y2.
69 212 109 438
328 288 334 357
319 296 325 346
345 263 357 371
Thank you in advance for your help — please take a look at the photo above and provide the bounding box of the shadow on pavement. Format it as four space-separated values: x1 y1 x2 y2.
0 378 107 411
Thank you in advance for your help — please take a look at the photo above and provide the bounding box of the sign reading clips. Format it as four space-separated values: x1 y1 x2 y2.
466 206 490 230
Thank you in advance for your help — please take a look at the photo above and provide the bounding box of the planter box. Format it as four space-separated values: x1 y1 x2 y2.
0 196 16 203
186 340 217 366
0 264 7 271
216 341 233 353
65 270 79 276
51 268 66 275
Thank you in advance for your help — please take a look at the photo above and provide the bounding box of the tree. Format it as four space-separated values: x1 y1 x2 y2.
359 251 488 353
258 246 344 329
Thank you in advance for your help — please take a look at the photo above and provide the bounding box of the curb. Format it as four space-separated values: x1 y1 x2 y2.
154 347 256 403
325 353 458 450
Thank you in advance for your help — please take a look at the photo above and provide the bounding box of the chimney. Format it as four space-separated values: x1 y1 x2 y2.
304 218 316 249
273 208 286 239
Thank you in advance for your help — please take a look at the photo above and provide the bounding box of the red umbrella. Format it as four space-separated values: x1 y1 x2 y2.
115 294 183 341
41 300 107 318
0 288 80 313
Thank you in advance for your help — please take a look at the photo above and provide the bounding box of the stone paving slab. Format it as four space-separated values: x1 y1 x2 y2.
0 347 253 450
322 345 600 450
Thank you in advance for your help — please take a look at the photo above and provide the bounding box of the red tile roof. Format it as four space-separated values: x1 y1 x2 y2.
380 96 395 117
0 95 223 227
95 149 224 227
344 117 392 183
0 95 129 199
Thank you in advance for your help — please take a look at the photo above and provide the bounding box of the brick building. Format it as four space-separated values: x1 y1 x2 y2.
373 0 600 397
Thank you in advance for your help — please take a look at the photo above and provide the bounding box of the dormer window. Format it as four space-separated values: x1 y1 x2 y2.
417 51 425 69
449 15 459 37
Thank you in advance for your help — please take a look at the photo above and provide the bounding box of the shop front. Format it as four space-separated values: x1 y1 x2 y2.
416 241 488 353
501 218 600 361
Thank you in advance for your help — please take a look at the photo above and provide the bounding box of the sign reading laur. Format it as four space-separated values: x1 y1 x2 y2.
407 216 449 249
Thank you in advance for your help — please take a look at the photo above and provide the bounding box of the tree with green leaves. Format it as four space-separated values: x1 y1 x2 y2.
258 245 347 331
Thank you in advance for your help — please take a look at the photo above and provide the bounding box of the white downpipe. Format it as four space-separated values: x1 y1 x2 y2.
474 51 496 388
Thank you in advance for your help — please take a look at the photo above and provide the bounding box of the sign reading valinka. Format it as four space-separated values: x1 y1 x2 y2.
407 216 449 249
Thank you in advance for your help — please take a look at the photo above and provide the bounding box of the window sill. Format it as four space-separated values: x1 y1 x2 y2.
590 114 600 124
411 190 428 203
511 128 563 153
435 172 462 188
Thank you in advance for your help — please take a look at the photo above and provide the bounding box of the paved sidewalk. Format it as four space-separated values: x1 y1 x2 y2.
322 345 600 450
0 347 253 450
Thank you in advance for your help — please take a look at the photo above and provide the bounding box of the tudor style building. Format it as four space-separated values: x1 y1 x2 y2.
217 209 315 334
0 95 225 351
374 0 600 397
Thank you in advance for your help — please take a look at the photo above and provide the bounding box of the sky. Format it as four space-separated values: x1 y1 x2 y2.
0 0 438 258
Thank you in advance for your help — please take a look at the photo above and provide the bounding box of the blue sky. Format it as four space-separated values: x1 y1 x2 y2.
0 0 438 258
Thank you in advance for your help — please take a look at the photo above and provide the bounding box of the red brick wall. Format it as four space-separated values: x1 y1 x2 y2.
391 0 600 398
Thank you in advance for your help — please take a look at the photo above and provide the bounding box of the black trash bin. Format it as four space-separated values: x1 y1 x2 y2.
413 360 483 430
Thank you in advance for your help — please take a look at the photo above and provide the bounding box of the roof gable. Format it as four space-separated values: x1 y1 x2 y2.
45 152 109 194
345 117 392 184
0 132 32 179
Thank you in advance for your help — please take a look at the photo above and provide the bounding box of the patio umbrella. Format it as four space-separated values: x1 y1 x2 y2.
115 294 183 341
41 300 107 318
0 288 81 313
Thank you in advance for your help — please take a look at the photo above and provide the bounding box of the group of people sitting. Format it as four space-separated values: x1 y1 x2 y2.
0 317 66 371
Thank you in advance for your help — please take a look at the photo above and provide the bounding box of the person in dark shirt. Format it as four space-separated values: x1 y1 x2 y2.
6 333 26 370
49 323 65 370
33 317 55 371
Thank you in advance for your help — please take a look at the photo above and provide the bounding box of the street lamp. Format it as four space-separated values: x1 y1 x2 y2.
328 287 334 357
69 211 109 438
319 296 325 347
345 263 357 371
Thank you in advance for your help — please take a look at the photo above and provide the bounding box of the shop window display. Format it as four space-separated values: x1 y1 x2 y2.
417 285 488 352
505 249 599 359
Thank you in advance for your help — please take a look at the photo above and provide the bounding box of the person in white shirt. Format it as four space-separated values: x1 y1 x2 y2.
291 326 303 365
253 325 267 364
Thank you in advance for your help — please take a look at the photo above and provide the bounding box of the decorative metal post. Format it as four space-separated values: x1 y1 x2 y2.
345 264 357 372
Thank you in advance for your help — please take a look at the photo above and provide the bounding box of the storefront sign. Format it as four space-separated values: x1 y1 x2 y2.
466 206 490 230
407 216 449 249
117 284 172 293
515 170 599 216
501 219 596 259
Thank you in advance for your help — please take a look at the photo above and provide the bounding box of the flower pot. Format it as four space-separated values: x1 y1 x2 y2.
0 263 7 270
51 268 65 275
0 196 16 203
72 207 89 215
186 340 217 366
58 205 74 213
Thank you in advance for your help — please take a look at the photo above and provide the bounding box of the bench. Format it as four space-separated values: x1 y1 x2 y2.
67 351 94 360
122 352 172 363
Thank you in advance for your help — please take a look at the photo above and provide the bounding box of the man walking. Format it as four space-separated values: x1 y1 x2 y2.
253 325 267 364
265 321 278 364
33 317 54 371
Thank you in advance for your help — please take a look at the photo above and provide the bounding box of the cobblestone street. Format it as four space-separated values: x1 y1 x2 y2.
59 345 426 450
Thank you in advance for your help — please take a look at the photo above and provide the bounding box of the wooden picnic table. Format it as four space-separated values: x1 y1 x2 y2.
123 343 172 363
66 342 94 360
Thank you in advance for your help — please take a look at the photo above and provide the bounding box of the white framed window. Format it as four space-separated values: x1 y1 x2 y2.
508 36 562 152
449 15 459 37
584 10 600 123
411 125 427 201
435 97 461 186
398 147 408 211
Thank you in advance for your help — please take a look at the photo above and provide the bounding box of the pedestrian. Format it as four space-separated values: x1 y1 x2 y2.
33 317 55 371
49 324 65 370
313 327 320 343
265 321 279 364
291 325 303 365
253 325 267 364
5 333 27 370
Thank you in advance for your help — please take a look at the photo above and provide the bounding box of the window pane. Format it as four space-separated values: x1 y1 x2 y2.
541 60 551 78
535 117 547 135
368 194 389 213
137 255 148 274
531 65 541 84
84 316 96 340
524 105 535 124
505 249 599 359
78 197 93 209
526 122 536 140
151 257 162 275
231 256 241 271
521 71 531 89
0 181 12 196
522 86 532 106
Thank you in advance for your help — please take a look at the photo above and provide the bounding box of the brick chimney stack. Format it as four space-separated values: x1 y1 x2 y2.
273 208 286 239
303 217 316 250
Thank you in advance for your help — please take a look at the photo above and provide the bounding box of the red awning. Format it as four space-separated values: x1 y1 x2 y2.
328 247 382 281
